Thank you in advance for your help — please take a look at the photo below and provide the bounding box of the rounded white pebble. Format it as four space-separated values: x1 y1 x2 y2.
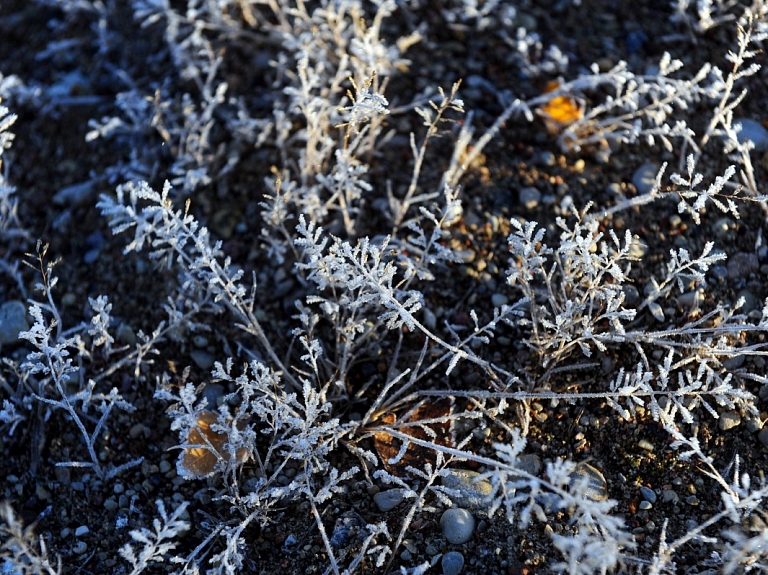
440 508 475 544
74 526 89 537
442 550 465 575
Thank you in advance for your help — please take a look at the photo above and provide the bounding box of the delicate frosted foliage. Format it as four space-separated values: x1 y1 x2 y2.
3 1 768 574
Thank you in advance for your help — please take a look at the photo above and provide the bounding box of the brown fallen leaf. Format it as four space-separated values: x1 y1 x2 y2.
372 398 455 476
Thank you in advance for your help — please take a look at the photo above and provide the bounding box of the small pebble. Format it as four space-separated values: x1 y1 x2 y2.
442 550 465 575
537 151 556 166
662 489 679 504
75 526 89 537
735 118 768 151
639 486 657 504
73 541 88 554
638 500 652 510
758 427 768 448
491 293 508 308
517 454 542 476
638 439 654 452
441 470 493 510
718 410 742 431
519 187 541 210
129 423 145 439
632 163 659 194
373 489 405 512
440 508 475 544
0 301 29 345
648 302 665 322
35 484 51 501
568 463 608 501
190 350 215 371
116 323 136 346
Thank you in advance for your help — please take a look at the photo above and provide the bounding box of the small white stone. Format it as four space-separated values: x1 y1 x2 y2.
74 525 89 537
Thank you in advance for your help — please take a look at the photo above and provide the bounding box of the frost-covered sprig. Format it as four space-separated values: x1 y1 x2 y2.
97 181 300 391
337 73 390 133
391 83 465 230
506 212 638 368
696 11 767 193
0 501 61 575
295 215 522 383
670 155 746 224
119 500 189 575
21 303 142 480
647 457 768 574
638 239 726 310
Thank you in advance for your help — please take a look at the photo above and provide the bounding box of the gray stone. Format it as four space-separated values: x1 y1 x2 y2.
758 427 768 448
648 302 665 322
662 489 679 504
116 323 136 346
517 453 542 476
735 118 768 151
0 301 29 345
568 463 608 501
373 489 405 512
639 486 657 504
441 550 465 575
519 187 541 210
441 470 493 510
632 163 659 194
728 253 759 280
190 350 215 371
440 508 475 544
719 410 742 431
491 293 508 308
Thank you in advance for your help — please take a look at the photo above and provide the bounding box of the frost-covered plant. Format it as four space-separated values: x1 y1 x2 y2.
0 502 61 575
5 0 768 573
119 500 190 575
18 247 143 480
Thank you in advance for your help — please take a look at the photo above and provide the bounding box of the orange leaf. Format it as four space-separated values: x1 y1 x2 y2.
179 410 247 479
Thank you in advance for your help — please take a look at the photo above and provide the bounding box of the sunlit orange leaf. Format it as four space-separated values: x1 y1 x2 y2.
179 410 247 479
538 81 583 133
